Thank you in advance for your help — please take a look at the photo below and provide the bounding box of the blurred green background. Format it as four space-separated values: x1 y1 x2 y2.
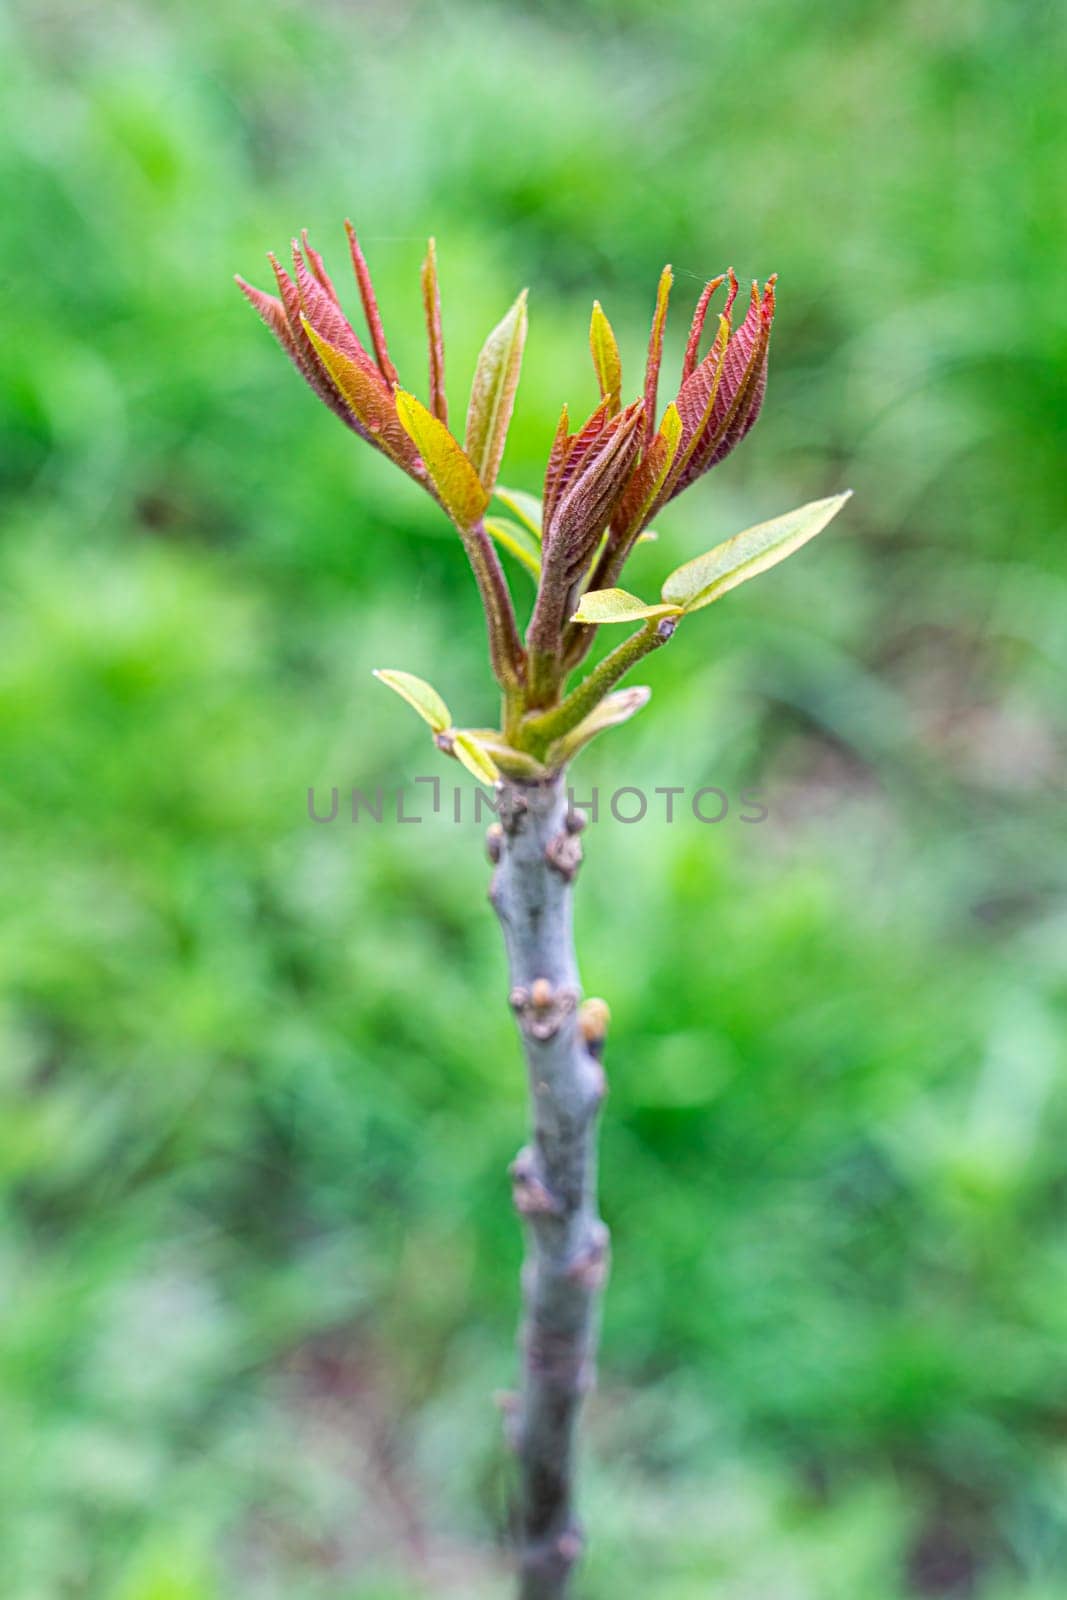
2 1 1065 1596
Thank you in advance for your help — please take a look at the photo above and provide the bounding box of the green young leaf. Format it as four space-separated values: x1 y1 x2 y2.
589 300 622 414
464 291 528 492
570 588 682 626
452 730 500 786
493 486 543 541
465 732 548 781
661 491 852 612
484 516 541 579
547 685 651 766
372 668 451 734
395 389 489 530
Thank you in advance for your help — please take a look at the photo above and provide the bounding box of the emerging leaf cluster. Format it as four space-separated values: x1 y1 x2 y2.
239 231 850 781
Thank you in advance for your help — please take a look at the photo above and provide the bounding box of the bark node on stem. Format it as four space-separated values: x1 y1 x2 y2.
489 776 608 1599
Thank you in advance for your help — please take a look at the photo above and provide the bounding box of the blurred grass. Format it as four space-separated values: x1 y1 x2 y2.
1 0 1066 1596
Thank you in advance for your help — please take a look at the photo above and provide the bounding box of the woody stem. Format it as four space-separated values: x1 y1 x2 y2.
489 777 608 1599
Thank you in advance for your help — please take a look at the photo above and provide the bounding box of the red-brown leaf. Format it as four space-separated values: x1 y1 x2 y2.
263 254 361 429
235 276 300 363
292 243 377 377
346 221 400 386
549 399 611 518
681 273 726 383
541 403 572 528
544 400 644 575
300 230 341 304
670 275 775 494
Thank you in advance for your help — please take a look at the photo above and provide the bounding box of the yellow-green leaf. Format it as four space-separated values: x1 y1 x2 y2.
464 732 547 781
395 389 489 529
548 685 651 766
372 668 451 733
570 588 682 625
652 402 682 475
464 291 528 491
493 486 543 541
643 264 673 441
484 516 541 579
420 236 447 424
301 317 411 464
662 491 852 612
589 300 622 414
452 731 500 786
615 402 682 537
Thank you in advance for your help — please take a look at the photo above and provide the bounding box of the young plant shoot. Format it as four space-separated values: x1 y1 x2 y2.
237 228 850 1598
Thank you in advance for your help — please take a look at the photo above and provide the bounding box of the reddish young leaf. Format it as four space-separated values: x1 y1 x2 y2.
547 400 612 525
612 401 683 538
708 276 775 459
642 264 673 448
541 403 572 529
530 400 645 659
260 254 361 429
267 253 305 341
670 276 776 495
669 312 731 488
681 273 727 383
345 221 399 386
722 267 740 321
544 400 644 578
421 237 448 426
300 230 340 304
292 243 375 373
235 276 301 365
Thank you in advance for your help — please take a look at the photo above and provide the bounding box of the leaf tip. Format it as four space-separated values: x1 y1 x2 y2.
393 385 418 425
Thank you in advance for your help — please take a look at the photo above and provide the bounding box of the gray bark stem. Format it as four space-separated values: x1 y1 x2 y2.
489 775 609 1599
